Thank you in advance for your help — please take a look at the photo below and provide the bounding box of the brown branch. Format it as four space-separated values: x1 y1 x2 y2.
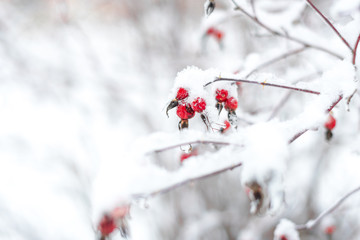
353 34 360 65
289 95 343 143
205 77 321 95
296 184 360 230
229 0 343 59
305 0 353 53
245 46 308 78
132 162 243 199
147 140 243 154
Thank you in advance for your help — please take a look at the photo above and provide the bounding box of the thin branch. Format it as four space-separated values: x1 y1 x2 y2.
205 77 321 95
353 34 360 65
229 0 343 59
305 0 353 52
147 140 243 154
289 95 343 143
245 46 308 78
296 185 360 230
267 91 292 121
132 162 243 199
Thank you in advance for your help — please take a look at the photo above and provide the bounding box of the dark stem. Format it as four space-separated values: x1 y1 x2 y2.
205 77 321 95
245 46 308 78
229 0 343 59
132 162 243 199
353 34 360 65
305 0 353 52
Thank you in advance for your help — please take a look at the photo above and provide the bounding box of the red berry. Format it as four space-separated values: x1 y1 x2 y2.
176 103 195 120
280 235 288 240
215 89 228 102
325 225 335 235
206 27 215 35
324 115 336 130
180 153 192 163
214 30 224 41
176 88 189 100
225 97 238 111
192 97 206 113
98 214 117 236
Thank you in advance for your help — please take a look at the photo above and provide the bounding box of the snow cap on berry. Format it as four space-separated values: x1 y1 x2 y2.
274 219 300 240
192 97 207 113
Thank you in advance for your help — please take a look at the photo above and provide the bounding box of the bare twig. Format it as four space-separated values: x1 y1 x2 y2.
245 47 308 78
353 34 360 65
305 0 353 52
205 77 321 95
147 140 243 154
289 95 343 143
229 0 343 59
267 91 292 121
296 185 360 230
132 162 243 199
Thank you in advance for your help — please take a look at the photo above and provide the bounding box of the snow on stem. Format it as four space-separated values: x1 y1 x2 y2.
229 0 343 59
204 77 321 95
132 162 243 199
147 140 243 154
296 185 360 230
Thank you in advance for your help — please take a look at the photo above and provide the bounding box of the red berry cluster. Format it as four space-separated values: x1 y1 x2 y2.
98 205 130 238
206 27 224 42
324 114 336 140
167 88 208 130
215 89 238 126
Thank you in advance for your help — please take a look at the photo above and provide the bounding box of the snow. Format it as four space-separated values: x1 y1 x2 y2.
274 219 300 240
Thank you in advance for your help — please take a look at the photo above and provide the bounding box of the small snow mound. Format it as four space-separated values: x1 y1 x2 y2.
274 219 300 240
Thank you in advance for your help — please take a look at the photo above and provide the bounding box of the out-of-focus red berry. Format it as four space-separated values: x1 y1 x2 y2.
324 115 336 130
206 27 215 35
214 31 223 41
192 97 206 113
325 225 336 235
215 89 228 102
176 88 189 100
98 214 117 236
225 97 238 111
177 103 195 120
220 120 231 133
280 235 288 240
111 205 130 219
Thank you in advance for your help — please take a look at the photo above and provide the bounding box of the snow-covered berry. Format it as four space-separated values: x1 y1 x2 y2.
177 103 195 120
192 97 206 113
98 214 117 236
215 89 228 102
325 225 336 235
324 114 336 130
225 97 238 111
176 87 189 100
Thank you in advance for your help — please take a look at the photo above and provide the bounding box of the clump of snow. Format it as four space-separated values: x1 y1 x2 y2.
274 219 300 240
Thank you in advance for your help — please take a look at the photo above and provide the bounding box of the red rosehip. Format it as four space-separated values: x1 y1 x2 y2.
176 103 195 120
215 89 228 102
192 97 206 113
324 115 336 130
214 31 224 41
225 97 238 111
325 225 335 235
220 120 231 133
176 88 189 100
280 235 288 240
98 214 117 236
206 27 215 35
